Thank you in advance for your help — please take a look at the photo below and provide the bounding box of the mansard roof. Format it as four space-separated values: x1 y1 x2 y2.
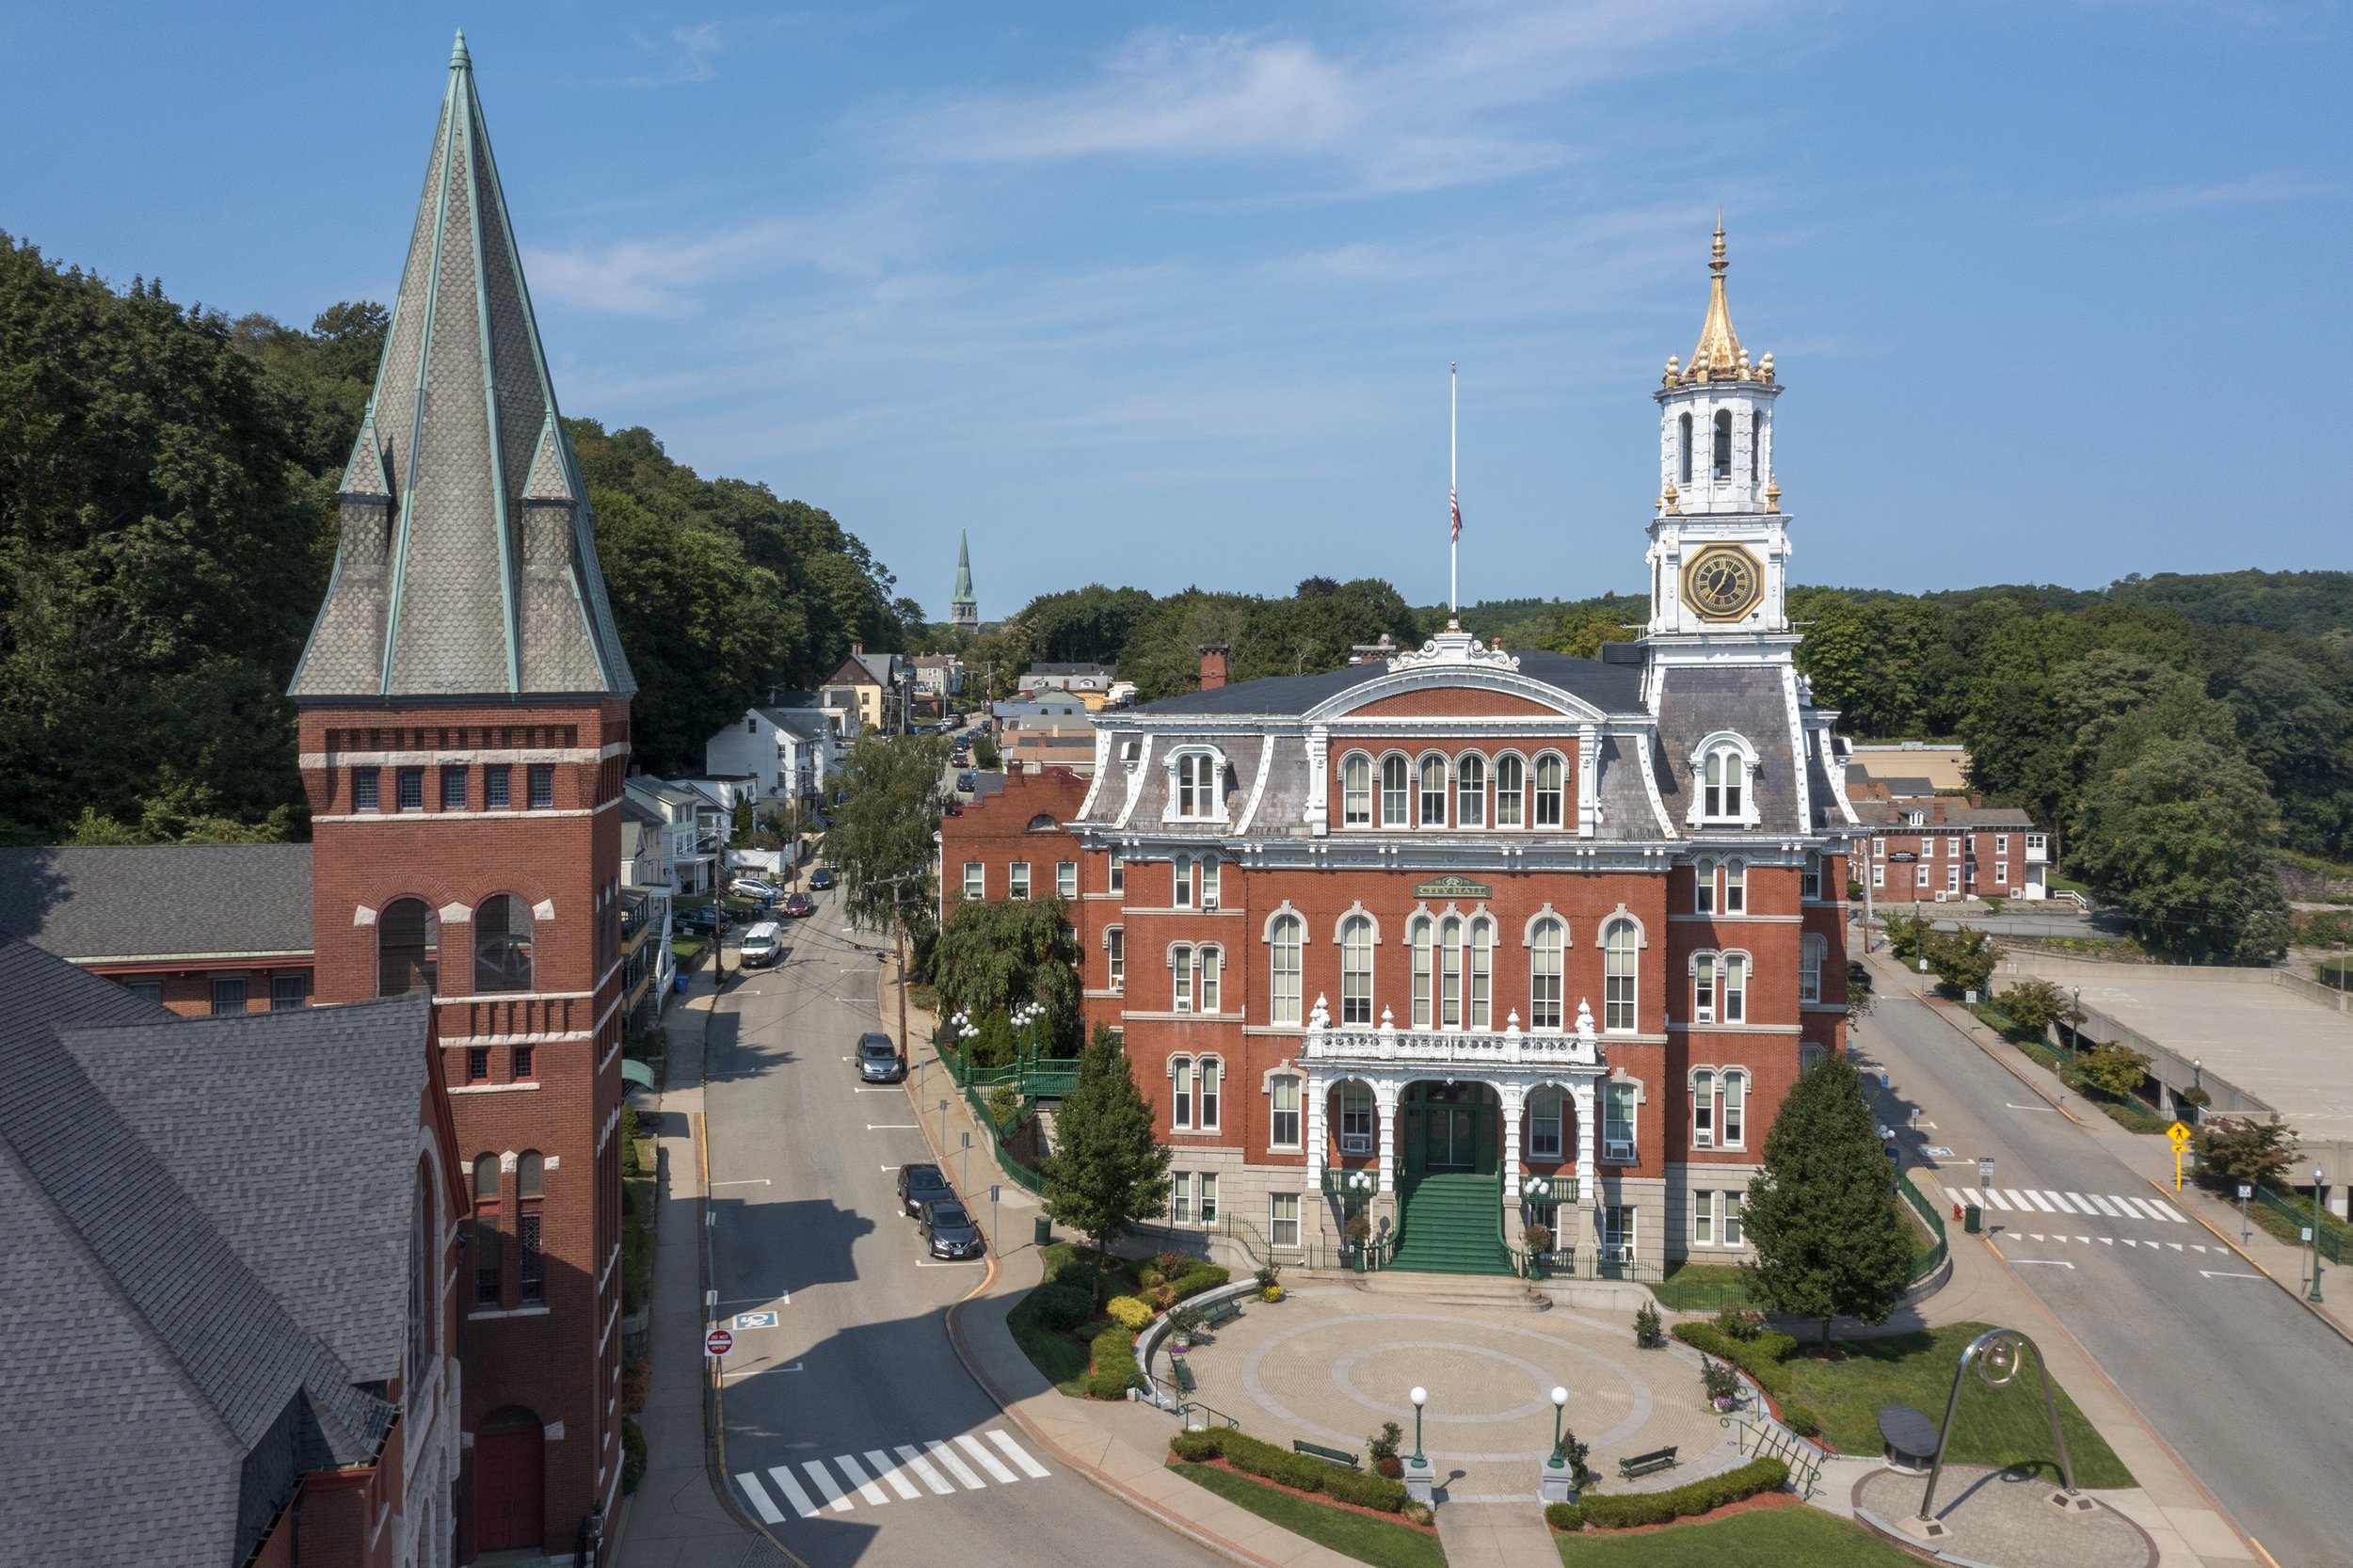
290 34 633 703
1137 647 1643 719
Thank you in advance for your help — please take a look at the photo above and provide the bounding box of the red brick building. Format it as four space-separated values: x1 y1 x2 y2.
1850 795 2051 903
287 36 634 1558
945 227 1859 1277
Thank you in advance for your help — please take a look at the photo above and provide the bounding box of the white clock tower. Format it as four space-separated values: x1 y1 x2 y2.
1644 221 1794 644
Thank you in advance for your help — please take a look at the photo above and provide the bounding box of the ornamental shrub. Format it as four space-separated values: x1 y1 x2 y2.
1546 1457 1788 1531
1085 1325 1137 1399
1633 1302 1665 1348
1028 1283 1092 1334
1673 1321 1796 1401
1170 1264 1231 1301
1166 1428 1407 1512
1170 1429 1222 1462
1104 1295 1155 1331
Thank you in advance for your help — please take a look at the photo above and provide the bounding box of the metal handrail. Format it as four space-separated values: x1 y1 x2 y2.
1719 1415 1823 1499
1182 1400 1241 1431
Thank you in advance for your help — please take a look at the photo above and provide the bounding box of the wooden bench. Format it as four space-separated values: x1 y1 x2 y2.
1199 1296 1242 1330
1618 1446 1679 1480
1171 1358 1197 1395
1292 1440 1361 1470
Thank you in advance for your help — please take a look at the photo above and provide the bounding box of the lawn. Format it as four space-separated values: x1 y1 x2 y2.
1006 1241 1147 1396
1649 1263 1753 1312
1558 1506 1920 1565
1782 1321 2132 1488
1176 1463 1445 1568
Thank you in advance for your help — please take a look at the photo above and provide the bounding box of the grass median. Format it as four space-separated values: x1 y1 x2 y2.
1174 1464 1444 1568
1557 1506 1921 1565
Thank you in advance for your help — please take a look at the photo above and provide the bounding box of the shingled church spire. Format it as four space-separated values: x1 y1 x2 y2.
291 32 633 701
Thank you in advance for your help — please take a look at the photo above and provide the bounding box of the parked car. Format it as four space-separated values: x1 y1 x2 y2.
942 798 963 817
896 1161 953 1217
737 920 784 968
807 866 834 890
955 770 978 792
674 904 721 936
920 1196 985 1260
729 877 783 904
856 1032 905 1083
779 892 816 919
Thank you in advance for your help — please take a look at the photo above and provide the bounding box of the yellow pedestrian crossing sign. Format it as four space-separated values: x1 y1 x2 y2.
2167 1122 2192 1147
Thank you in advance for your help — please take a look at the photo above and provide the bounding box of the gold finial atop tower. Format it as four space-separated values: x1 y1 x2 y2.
1688 214 1743 380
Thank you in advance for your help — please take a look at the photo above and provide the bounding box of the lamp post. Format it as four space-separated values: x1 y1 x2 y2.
1540 1384 1576 1504
2310 1167 2327 1304
1548 1385 1568 1464
1410 1386 1428 1467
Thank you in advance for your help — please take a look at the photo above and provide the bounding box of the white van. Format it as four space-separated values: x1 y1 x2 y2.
737 920 784 968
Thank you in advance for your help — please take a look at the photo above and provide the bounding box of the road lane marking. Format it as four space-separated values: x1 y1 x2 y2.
2065 1192 2097 1213
2042 1191 2080 1213
2006 1103 2055 1111
2200 1270 2265 1280
833 1453 891 1505
1981 1189 2011 1209
2097 1236 2113 1244
2122 1238 2138 1247
736 1472 786 1523
2020 1189 2057 1212
865 1450 922 1499
956 1432 1021 1483
868 1124 919 1130
2015 1259 2075 1268
925 1438 988 1490
895 1445 956 1495
2086 1194 2123 1218
2002 1189 2034 1211
802 1461 853 1512
988 1430 1052 1478
710 1178 772 1187
2152 1198 2188 1223
766 1465 822 1518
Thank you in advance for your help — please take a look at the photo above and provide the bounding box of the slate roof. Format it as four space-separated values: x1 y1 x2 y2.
1137 649 1644 717
1853 799 2037 828
0 941 424 1567
290 34 632 702
0 843 314 962
1651 664 1805 835
756 706 839 741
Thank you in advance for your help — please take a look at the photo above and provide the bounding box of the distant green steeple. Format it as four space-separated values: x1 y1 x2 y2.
951 530 979 627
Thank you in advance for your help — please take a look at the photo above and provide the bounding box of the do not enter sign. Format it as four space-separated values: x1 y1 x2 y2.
705 1328 734 1358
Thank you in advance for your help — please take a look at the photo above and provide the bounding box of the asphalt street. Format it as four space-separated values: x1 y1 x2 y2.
1851 957 2353 1568
698 880 1223 1568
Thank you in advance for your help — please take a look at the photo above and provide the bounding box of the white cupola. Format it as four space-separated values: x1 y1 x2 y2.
1643 220 1794 642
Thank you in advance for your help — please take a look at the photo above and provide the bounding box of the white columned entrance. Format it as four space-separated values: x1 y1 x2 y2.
1499 1082 1525 1201
1375 1080 1401 1193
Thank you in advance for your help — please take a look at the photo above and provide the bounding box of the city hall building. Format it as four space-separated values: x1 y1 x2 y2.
950 228 1857 1275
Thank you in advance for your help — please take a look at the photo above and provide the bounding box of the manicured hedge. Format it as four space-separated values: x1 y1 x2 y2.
1086 1325 1137 1400
1028 1283 1093 1333
1105 1295 1155 1331
1169 1428 1409 1513
1170 1263 1232 1302
1673 1321 1797 1401
1544 1456 1789 1532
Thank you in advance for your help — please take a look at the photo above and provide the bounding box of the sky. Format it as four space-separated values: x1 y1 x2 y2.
3 2 2348 619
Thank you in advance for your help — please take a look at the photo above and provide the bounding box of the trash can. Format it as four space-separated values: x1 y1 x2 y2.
1033 1216 1052 1248
1962 1204 1981 1235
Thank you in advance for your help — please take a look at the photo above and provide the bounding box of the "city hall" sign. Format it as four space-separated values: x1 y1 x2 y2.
1412 874 1493 901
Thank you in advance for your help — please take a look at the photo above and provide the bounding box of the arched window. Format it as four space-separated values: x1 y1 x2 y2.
1199 945 1223 1014
1721 952 1748 1023
1678 411 1692 485
1380 756 1410 827
1529 918 1564 1030
379 898 439 998
1693 952 1718 1023
1173 944 1195 1013
1409 916 1434 1029
1801 850 1823 901
1417 754 1448 826
472 1154 501 1306
473 894 534 994
1268 1075 1302 1148
516 1151 545 1304
1722 1070 1747 1145
1468 918 1493 1029
1800 933 1827 1003
1342 755 1372 825
1603 918 1640 1032
1456 754 1486 827
1197 1057 1222 1130
1533 754 1565 827
1270 915 1304 1024
1722 857 1746 915
1703 745 1746 821
1694 856 1717 915
408 1166 435 1380
1693 1068 1716 1146
1712 408 1733 479
1429 916 1457 1027
1749 410 1762 481
1175 752 1221 818
1172 1057 1194 1128
1340 915 1374 1025
1494 755 1525 826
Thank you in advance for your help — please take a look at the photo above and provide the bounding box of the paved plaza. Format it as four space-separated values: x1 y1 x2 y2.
1163 1286 1741 1499
1853 1464 2157 1568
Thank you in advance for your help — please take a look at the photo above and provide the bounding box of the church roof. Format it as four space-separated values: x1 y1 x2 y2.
290 34 633 702
952 529 976 605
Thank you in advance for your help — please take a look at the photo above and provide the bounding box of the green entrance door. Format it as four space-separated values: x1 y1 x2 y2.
1402 1082 1498 1177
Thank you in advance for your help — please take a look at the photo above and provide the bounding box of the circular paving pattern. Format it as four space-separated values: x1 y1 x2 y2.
1172 1288 1728 1492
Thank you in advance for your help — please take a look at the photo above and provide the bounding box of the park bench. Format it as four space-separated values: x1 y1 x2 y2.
1292 1440 1361 1470
1199 1296 1243 1330
1877 1403 1939 1474
1171 1358 1197 1395
1618 1446 1679 1480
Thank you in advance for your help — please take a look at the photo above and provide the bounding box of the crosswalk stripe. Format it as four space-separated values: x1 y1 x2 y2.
865 1449 922 1499
2152 1197 2188 1223
2066 1192 2098 1214
2003 1189 2034 1211
895 1445 956 1496
735 1472 786 1524
988 1430 1052 1479
802 1462 853 1512
2085 1193 2123 1218
2021 1189 2057 1213
1980 1188 2010 1209
956 1432 1021 1483
833 1453 890 1506
2042 1191 2079 1213
767 1465 823 1518
926 1438 988 1490
2107 1194 2153 1221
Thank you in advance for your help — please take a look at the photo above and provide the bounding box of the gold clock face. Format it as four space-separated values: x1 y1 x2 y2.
1681 544 1764 622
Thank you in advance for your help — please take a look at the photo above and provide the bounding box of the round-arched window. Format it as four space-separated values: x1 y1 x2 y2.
474 895 534 993
379 898 439 998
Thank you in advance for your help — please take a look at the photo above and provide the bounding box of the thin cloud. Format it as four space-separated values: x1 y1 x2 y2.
627 23 726 87
2051 170 2342 222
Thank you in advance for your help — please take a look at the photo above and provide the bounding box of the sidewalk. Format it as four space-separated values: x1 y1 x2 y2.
614 963 779 1568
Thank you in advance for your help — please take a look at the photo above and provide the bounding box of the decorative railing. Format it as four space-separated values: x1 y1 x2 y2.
1518 1175 1578 1206
1721 1416 1824 1499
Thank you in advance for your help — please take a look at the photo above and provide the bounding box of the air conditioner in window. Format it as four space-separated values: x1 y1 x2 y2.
1693 1131 1713 1150
1203 896 1218 910
1109 980 1124 995
1604 1139 1634 1161
1603 1243 1633 1264
1341 1134 1370 1155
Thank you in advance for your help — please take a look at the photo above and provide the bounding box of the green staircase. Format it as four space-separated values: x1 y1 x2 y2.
1389 1171 1513 1275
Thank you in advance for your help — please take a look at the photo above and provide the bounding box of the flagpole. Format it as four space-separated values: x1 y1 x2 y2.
1449 361 1458 626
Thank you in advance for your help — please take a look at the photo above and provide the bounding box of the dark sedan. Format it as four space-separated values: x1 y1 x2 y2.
674 905 721 936
856 1032 905 1083
895 1161 952 1218
920 1197 985 1260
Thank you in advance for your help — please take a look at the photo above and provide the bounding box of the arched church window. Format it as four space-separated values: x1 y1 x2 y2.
473 894 534 993
1703 745 1747 821
1529 919 1564 1030
379 898 438 998
1712 409 1733 479
1341 754 1371 825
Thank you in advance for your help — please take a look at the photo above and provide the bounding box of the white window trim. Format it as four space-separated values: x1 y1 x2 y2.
1686 731 1762 828
1265 1072 1304 1151
1162 746 1231 824
1529 749 1570 829
1339 751 1375 827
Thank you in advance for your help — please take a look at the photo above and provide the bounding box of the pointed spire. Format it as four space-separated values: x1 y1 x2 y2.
291 40 633 702
951 529 979 625
1689 215 1742 377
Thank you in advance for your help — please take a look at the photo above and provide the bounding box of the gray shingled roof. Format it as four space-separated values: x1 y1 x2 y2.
0 844 313 962
0 941 421 1567
1652 664 1804 834
1138 649 1644 717
289 35 632 702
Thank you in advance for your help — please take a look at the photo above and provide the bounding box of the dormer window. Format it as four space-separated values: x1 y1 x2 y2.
1704 746 1744 820
1169 749 1225 821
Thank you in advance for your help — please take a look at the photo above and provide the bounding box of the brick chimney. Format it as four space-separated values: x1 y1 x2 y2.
1198 643 1228 691
850 641 863 657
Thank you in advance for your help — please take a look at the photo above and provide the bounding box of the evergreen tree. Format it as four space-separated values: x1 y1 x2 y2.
1045 1024 1172 1296
1741 1054 1916 1343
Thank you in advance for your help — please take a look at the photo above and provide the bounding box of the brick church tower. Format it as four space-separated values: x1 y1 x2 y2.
290 35 636 1558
